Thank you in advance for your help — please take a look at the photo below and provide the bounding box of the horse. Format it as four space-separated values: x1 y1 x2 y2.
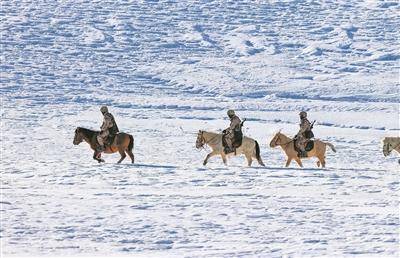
73 127 134 163
269 131 336 168
382 137 400 163
195 130 265 167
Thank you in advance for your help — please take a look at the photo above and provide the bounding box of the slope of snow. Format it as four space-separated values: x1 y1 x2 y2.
1 0 399 257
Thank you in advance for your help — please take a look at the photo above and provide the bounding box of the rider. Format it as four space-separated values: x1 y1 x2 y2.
223 109 242 153
295 111 312 157
97 106 119 152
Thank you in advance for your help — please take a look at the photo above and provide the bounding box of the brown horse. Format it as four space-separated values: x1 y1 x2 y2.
73 127 134 163
269 131 336 168
196 130 265 167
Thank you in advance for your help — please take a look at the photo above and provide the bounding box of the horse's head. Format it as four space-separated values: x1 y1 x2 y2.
73 127 84 145
382 138 393 157
196 130 205 149
269 131 283 148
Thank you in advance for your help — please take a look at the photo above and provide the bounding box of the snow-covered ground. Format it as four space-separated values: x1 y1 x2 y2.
1 0 399 257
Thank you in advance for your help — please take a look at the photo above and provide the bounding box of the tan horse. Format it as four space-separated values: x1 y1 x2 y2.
73 127 134 163
196 130 265 167
383 137 400 163
269 132 336 168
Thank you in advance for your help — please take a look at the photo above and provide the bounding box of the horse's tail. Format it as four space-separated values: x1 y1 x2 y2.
255 141 265 166
128 134 134 151
326 142 336 152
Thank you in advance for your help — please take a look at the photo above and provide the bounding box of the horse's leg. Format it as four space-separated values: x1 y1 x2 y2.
316 153 321 167
127 150 135 164
124 135 134 164
93 152 98 162
285 158 292 167
295 158 303 168
203 151 217 166
117 148 126 164
245 153 252 167
221 152 227 165
318 156 326 168
93 151 105 163
203 153 212 166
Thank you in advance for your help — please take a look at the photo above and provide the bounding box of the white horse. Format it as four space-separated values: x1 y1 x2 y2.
383 137 400 163
195 130 265 167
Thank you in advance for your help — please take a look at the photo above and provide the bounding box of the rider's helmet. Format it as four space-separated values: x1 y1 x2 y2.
227 109 235 117
299 111 307 119
100 106 108 114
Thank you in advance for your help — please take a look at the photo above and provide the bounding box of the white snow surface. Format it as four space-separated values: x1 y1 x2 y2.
1 0 399 257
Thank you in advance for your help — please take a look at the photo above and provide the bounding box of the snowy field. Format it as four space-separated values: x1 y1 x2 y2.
1 0 399 257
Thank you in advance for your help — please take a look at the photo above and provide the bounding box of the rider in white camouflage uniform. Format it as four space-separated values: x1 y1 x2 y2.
295 111 312 157
223 109 242 153
97 106 119 152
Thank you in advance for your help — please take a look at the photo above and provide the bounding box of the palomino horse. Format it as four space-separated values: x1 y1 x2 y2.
269 132 336 168
73 127 134 163
196 130 265 167
383 137 400 163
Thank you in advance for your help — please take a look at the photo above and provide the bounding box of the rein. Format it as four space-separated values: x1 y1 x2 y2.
199 132 220 148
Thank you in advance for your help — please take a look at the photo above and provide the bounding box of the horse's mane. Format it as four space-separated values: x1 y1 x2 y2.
273 131 293 141
384 137 400 140
77 127 98 137
383 137 400 143
201 130 221 136
274 130 288 136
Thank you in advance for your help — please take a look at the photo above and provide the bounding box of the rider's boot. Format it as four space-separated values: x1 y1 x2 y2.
298 150 307 158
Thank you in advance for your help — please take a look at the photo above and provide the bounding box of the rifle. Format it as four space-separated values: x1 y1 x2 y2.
310 120 316 130
240 118 247 127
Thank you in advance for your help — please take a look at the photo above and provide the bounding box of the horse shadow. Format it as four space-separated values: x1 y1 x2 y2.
114 163 178 170
131 163 178 169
